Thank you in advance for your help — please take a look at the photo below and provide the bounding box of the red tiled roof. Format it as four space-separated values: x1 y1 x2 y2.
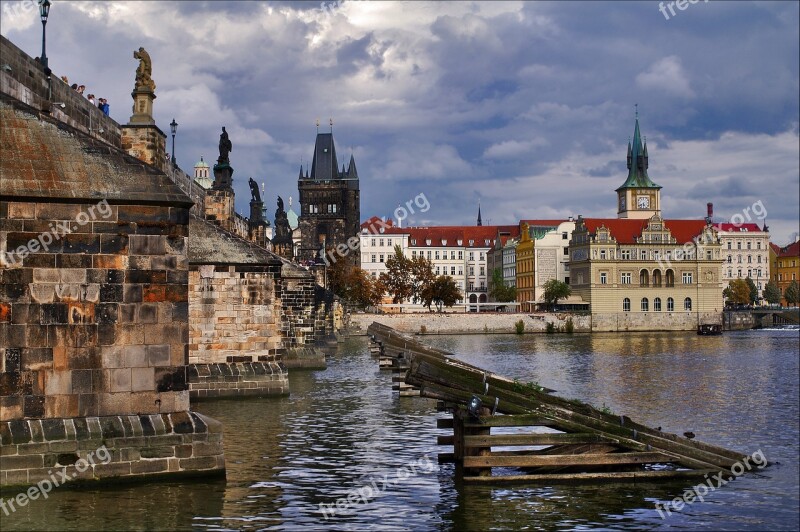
770 242 782 254
715 223 766 233
521 219 568 227
580 218 708 244
776 241 800 258
405 225 518 248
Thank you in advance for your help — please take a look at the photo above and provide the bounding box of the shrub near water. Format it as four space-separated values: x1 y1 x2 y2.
565 317 574 334
546 322 556 334
514 319 525 334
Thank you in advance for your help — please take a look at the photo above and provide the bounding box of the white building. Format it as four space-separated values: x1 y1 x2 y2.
359 221 518 309
716 222 770 301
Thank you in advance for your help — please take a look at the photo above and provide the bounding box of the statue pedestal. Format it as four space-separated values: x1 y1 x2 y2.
129 89 156 125
213 163 234 192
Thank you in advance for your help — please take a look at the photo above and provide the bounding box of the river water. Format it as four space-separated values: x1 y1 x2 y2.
2 328 798 531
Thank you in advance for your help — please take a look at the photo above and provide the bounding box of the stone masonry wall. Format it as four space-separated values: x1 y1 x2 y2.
280 271 326 369
1 200 191 421
187 264 290 397
188 266 283 364
0 411 224 488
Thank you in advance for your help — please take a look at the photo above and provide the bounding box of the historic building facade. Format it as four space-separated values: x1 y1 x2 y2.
514 220 575 311
716 222 770 301
297 132 360 262
359 224 517 309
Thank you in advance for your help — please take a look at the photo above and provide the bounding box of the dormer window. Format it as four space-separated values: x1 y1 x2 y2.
457 239 463 246
442 239 447 245
469 239 474 245
411 239 417 245
426 239 431 245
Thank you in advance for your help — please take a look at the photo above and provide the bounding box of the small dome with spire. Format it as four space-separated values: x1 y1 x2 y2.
194 155 213 189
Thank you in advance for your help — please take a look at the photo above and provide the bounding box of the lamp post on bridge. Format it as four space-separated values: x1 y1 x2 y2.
170 118 178 169
39 0 51 70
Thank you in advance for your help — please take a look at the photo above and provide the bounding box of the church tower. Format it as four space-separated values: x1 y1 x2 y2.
616 111 662 219
297 127 361 262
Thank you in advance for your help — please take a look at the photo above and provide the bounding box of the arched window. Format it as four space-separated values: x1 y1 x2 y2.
654 297 662 311
641 298 649 312
623 298 631 312
665 269 675 287
653 270 662 287
639 269 649 287
684 297 692 311
667 297 674 312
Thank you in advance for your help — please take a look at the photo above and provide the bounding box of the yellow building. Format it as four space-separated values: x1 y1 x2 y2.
516 223 535 312
773 240 800 305
569 216 723 331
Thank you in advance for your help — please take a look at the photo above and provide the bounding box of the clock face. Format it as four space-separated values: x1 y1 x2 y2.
637 195 650 209
619 196 626 210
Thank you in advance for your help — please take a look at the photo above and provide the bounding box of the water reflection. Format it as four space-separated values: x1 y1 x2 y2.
1 330 797 531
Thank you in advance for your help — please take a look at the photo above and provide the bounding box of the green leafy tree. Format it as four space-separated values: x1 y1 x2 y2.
763 281 782 306
541 279 571 311
745 277 758 304
421 275 462 312
379 246 413 304
785 280 800 306
490 268 517 302
723 279 750 306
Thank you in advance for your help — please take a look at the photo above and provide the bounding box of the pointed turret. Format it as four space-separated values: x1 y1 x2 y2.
347 154 359 179
298 165 304 179
477 202 483 226
616 114 661 192
309 133 339 181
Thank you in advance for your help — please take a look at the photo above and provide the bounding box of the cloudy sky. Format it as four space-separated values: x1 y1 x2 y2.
2 0 798 243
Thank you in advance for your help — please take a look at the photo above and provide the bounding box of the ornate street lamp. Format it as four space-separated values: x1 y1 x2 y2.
170 118 178 168
39 0 51 70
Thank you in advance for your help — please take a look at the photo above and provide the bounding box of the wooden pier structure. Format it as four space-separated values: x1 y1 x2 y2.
368 322 757 485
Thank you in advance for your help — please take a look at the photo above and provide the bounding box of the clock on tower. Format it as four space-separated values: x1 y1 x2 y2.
637 195 650 209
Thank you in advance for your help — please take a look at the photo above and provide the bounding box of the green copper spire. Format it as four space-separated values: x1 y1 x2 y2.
616 112 661 191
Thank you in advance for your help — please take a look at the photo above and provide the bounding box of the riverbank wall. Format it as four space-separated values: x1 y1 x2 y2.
349 312 591 335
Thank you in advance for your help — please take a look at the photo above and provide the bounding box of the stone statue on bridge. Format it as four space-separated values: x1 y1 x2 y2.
249 178 261 203
133 47 155 92
218 127 232 165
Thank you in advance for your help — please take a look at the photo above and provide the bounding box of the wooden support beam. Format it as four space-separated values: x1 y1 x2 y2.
463 433 618 447
463 451 676 469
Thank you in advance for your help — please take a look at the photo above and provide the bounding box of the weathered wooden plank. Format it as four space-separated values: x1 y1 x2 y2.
463 415 556 428
463 433 617 447
462 469 720 485
463 452 675 468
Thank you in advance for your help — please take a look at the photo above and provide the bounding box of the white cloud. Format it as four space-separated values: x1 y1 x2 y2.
635 55 695 98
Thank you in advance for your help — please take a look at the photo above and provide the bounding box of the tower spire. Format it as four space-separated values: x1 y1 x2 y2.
477 200 483 226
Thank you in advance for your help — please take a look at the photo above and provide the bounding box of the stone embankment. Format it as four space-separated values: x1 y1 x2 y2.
349 312 590 335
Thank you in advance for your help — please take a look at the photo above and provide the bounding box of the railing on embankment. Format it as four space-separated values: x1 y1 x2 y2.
367 322 761 485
